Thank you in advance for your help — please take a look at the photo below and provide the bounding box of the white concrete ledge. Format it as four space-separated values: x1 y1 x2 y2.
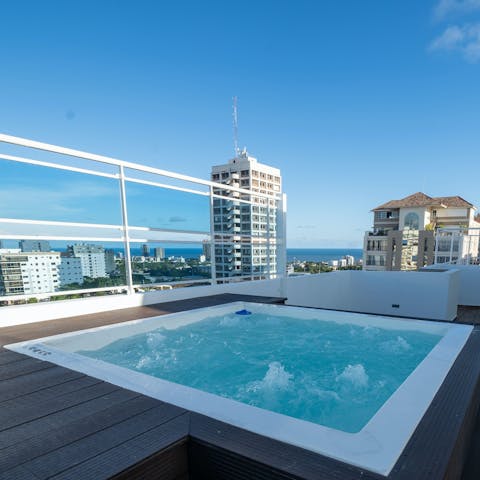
285 270 459 321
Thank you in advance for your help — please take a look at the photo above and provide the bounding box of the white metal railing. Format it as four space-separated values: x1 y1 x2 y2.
434 227 480 265
0 133 287 303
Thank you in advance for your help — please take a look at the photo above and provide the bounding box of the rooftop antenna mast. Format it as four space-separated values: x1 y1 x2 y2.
232 96 239 157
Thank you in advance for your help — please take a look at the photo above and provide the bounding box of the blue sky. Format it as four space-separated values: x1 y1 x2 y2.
1 0 480 248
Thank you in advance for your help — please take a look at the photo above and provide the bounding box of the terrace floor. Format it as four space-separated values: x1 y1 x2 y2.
456 306 480 325
1 295 480 480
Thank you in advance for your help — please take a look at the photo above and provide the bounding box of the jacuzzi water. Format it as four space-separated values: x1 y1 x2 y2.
5 302 473 475
78 311 441 433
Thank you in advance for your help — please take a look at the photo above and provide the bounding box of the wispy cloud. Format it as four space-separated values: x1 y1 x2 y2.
434 0 480 20
429 23 480 62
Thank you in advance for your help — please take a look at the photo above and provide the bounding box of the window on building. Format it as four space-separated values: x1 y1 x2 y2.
404 212 420 230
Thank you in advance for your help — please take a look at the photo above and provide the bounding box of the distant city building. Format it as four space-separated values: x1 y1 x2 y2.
363 192 480 271
328 260 339 269
154 247 165 260
0 249 61 295
142 244 150 257
344 255 355 267
104 249 116 273
199 254 206 263
58 255 83 286
67 244 107 278
202 240 211 261
19 240 51 252
211 148 281 280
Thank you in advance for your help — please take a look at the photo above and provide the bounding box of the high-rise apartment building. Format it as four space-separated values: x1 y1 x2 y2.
19 240 51 252
363 192 480 271
67 244 107 278
202 240 211 262
154 247 165 260
142 244 150 257
211 149 281 280
104 249 116 273
0 249 61 295
58 255 84 286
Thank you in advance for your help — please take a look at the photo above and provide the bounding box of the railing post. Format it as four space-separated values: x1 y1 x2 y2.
449 232 455 264
277 193 287 297
266 202 271 280
118 165 134 294
209 186 217 285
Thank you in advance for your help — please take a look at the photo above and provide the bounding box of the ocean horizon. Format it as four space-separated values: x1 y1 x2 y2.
109 247 363 263
5 243 364 263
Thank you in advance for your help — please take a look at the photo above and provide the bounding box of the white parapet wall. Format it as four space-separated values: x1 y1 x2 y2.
285 270 460 321
423 264 480 307
0 270 464 328
0 278 284 328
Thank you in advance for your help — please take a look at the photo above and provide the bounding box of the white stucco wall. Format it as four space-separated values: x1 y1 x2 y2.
438 208 468 218
424 264 480 306
285 270 459 321
0 269 465 328
399 207 429 230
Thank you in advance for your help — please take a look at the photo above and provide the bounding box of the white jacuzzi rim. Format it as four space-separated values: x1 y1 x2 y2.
5 301 473 476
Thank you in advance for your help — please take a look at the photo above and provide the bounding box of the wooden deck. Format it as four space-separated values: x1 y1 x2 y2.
456 306 480 325
1 294 480 479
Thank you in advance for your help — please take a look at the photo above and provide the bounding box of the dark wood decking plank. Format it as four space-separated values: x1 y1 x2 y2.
456 306 480 325
0 349 26 365
49 414 190 480
0 382 121 451
0 357 53 381
0 374 103 415
189 440 301 480
189 414 383 480
0 394 159 473
0 465 41 480
23 404 187 479
111 441 188 480
0 366 84 403
461 400 480 479
0 385 140 450
0 376 110 433
390 328 480 479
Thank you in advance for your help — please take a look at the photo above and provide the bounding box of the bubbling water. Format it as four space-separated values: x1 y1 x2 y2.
336 364 369 388
247 361 293 393
79 311 442 433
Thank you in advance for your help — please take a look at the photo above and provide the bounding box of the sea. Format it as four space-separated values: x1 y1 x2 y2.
16 243 362 263
111 247 363 263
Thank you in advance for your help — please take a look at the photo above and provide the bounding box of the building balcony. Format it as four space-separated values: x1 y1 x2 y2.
365 230 389 237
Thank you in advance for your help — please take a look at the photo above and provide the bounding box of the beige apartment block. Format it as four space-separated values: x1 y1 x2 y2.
363 192 480 271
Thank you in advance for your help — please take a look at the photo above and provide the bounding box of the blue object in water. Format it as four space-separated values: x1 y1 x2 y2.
235 309 252 315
